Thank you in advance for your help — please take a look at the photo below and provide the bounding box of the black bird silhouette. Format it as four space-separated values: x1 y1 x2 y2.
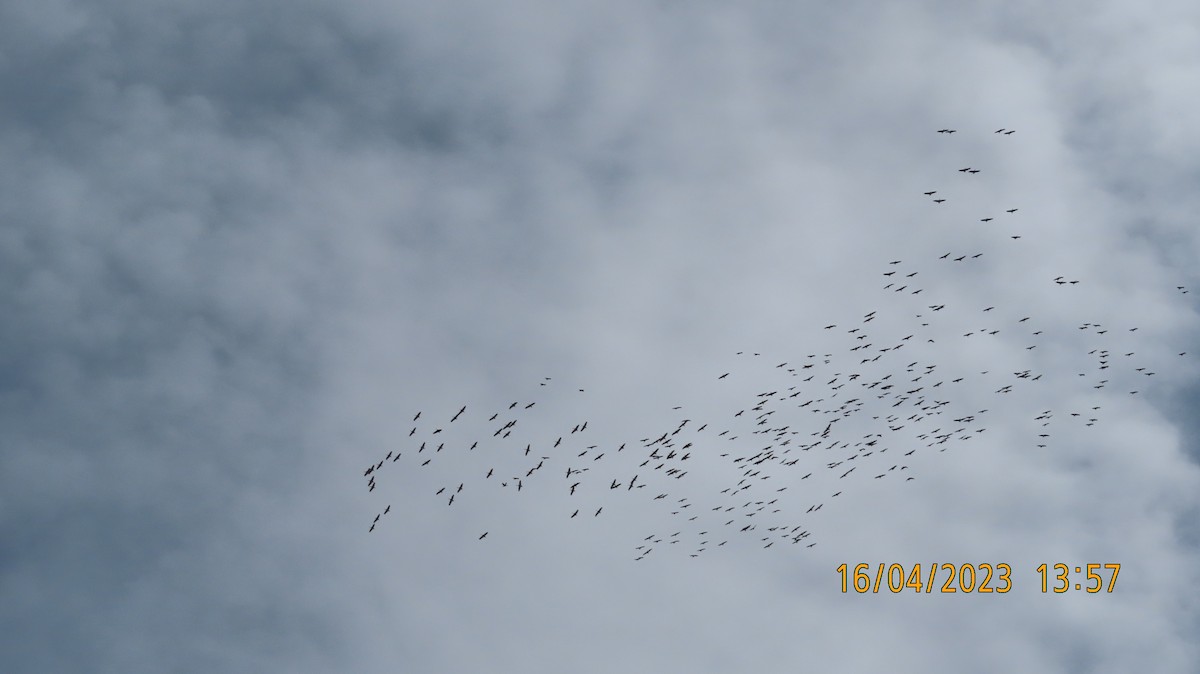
363 125 1193 558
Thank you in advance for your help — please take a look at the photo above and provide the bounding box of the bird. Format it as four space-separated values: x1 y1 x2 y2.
364 125 1190 559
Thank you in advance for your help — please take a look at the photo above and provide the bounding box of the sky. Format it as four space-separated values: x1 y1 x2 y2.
3 1 1200 672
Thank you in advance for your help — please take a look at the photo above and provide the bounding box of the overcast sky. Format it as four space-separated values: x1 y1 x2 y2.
3 1 1200 672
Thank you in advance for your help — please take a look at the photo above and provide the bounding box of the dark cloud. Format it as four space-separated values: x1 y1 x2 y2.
2 1 1199 672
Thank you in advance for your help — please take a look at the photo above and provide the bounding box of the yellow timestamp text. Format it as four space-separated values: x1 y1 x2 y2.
835 563 1121 593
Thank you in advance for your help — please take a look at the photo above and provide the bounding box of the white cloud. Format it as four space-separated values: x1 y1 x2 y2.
2 1 1198 672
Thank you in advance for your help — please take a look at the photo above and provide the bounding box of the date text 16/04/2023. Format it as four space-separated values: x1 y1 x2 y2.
835 563 1121 594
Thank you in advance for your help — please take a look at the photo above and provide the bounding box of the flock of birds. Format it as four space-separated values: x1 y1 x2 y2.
361 127 1194 560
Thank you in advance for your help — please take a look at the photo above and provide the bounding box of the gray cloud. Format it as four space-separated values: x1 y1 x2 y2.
2 1 1199 672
